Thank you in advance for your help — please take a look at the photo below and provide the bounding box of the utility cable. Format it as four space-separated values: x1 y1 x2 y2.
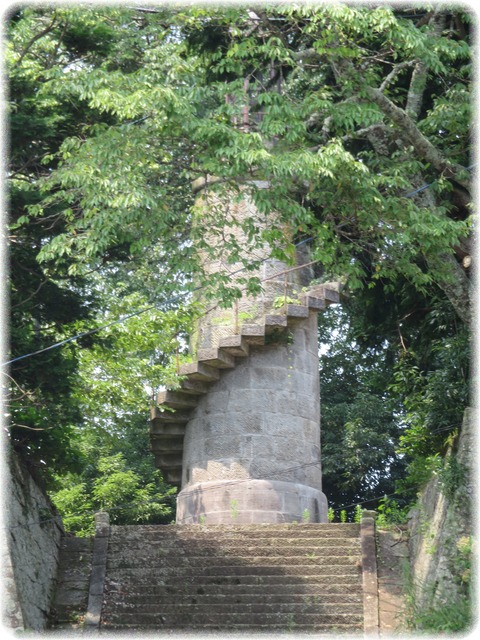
3 458 319 530
403 163 475 199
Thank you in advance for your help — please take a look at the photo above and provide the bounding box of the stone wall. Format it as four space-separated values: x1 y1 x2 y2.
407 407 474 610
2 452 64 631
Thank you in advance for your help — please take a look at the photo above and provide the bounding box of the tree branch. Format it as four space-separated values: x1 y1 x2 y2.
380 60 416 92
405 10 446 120
12 14 58 69
365 86 470 191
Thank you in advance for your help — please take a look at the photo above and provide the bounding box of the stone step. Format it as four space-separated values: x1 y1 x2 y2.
240 323 266 345
197 347 235 369
104 591 363 606
58 537 92 552
300 294 326 311
105 575 362 593
104 623 363 633
105 570 362 588
150 422 186 437
162 468 181 485
107 542 360 557
177 361 220 382
103 601 363 617
150 436 184 453
108 527 361 542
109 523 360 538
106 555 361 571
150 407 191 423
156 390 198 410
49 537 93 630
152 452 182 470
218 335 250 357
177 378 212 395
106 563 361 577
283 303 311 320
307 284 341 304
100 610 363 628
264 314 288 333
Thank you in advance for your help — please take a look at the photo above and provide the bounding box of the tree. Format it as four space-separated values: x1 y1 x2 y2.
14 5 471 320
6 6 472 520
5 6 190 490
318 304 406 513
51 453 175 536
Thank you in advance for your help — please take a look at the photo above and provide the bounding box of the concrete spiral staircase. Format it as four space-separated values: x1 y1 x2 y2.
150 284 340 488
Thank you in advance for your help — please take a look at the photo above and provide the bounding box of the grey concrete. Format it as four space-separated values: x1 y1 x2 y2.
191 185 314 355
100 522 364 633
177 311 328 524
48 536 93 631
360 511 379 636
173 186 329 524
176 479 327 524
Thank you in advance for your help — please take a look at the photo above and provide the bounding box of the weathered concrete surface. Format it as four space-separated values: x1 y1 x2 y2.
48 536 93 631
101 523 364 633
3 453 64 631
191 184 312 353
177 312 328 524
376 528 409 635
84 512 109 631
360 512 379 635
408 407 474 612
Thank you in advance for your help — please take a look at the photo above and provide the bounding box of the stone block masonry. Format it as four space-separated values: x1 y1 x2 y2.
3 453 64 631
177 312 328 524
151 183 340 524
100 523 365 633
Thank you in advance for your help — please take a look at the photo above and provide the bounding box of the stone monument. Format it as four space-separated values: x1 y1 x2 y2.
150 179 339 524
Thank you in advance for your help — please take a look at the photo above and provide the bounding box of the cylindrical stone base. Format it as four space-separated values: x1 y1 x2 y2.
176 313 327 524
176 479 328 524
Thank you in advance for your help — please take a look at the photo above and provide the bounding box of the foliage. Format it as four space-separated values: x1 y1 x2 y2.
392 319 470 494
319 304 406 512
353 505 363 524
50 453 175 536
375 496 409 529
319 280 469 515
403 537 473 633
8 5 472 306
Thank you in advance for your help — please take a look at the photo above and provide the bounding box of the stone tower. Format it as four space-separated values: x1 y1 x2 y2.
150 179 340 524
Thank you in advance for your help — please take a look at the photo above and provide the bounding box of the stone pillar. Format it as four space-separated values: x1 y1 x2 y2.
175 181 328 524
176 311 327 523
85 512 109 631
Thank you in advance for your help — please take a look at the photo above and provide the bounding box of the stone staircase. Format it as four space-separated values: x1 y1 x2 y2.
101 523 364 633
150 285 341 487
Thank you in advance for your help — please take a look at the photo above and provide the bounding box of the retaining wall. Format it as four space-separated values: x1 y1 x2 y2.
2 452 63 631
